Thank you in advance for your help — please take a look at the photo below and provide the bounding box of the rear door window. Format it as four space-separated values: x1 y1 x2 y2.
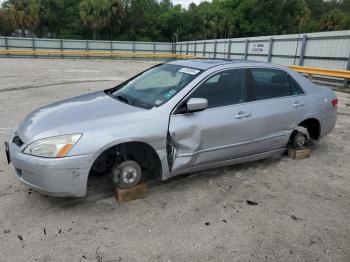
250 68 291 100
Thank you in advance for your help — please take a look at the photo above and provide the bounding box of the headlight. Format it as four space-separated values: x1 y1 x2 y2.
23 134 82 158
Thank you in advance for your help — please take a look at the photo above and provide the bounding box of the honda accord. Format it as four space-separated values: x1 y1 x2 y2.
5 59 337 197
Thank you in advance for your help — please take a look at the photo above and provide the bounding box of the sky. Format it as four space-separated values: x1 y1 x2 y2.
172 0 207 8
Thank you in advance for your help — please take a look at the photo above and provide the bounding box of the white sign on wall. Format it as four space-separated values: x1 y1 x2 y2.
250 43 267 54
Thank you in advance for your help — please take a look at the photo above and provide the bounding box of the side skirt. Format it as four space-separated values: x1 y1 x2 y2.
165 148 285 179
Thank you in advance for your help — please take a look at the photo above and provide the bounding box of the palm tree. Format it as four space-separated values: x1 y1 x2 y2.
3 0 40 36
80 0 124 40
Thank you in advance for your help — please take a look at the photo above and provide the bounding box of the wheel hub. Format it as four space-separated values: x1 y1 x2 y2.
295 135 306 147
122 167 138 184
113 160 142 189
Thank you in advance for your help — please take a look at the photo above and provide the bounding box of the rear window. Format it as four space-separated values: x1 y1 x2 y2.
250 68 303 101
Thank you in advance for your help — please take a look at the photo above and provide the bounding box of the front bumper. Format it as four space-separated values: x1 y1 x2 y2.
8 138 94 197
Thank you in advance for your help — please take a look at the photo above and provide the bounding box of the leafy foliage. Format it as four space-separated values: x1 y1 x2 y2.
80 0 124 39
0 0 349 40
2 0 41 36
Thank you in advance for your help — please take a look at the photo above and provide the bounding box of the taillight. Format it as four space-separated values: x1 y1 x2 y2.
331 98 338 107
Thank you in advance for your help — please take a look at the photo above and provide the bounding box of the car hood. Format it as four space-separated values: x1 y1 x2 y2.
17 91 144 143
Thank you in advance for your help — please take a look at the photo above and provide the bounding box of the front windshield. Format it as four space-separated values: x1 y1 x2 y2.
110 64 202 109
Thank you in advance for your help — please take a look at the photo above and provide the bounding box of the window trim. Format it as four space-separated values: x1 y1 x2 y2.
171 66 306 116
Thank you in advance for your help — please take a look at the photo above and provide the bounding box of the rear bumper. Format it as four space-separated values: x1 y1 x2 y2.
320 111 337 139
8 140 93 197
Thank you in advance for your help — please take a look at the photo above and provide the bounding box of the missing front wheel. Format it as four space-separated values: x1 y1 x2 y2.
113 160 142 189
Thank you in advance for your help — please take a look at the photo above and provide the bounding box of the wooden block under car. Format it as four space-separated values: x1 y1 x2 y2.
288 147 311 160
115 182 149 202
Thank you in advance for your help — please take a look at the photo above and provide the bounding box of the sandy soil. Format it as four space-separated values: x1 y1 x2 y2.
0 58 349 262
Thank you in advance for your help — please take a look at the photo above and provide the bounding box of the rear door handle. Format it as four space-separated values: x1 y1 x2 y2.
293 101 305 108
235 111 251 119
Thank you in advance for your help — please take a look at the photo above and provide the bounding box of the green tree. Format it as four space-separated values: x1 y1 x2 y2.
341 0 350 12
280 0 310 34
3 0 41 36
236 0 283 36
305 0 325 19
35 0 87 38
80 0 124 39
319 8 348 31
0 9 13 35
38 0 65 37
0 0 349 41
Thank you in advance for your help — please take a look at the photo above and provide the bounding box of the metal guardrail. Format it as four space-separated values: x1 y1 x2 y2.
289 65 350 79
289 65 350 88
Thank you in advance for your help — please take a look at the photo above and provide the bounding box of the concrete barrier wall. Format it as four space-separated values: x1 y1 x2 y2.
0 37 174 59
0 31 349 71
176 30 350 71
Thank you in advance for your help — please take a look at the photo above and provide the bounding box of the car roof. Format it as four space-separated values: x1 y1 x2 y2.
168 59 275 71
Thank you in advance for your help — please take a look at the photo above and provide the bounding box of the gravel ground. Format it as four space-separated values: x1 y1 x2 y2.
0 58 349 262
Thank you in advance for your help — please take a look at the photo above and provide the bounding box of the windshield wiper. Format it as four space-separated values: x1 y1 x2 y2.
106 90 152 109
115 94 133 105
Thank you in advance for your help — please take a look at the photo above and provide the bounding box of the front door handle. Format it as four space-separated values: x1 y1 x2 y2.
235 111 251 119
293 101 305 108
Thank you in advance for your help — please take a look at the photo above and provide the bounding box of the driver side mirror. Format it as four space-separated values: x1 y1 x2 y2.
186 98 208 113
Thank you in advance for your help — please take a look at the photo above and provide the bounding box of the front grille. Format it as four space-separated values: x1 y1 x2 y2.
12 135 24 147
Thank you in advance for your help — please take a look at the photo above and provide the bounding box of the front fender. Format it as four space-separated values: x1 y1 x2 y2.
68 117 170 177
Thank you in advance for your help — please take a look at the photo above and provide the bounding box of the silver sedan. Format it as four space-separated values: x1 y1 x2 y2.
5 59 337 197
